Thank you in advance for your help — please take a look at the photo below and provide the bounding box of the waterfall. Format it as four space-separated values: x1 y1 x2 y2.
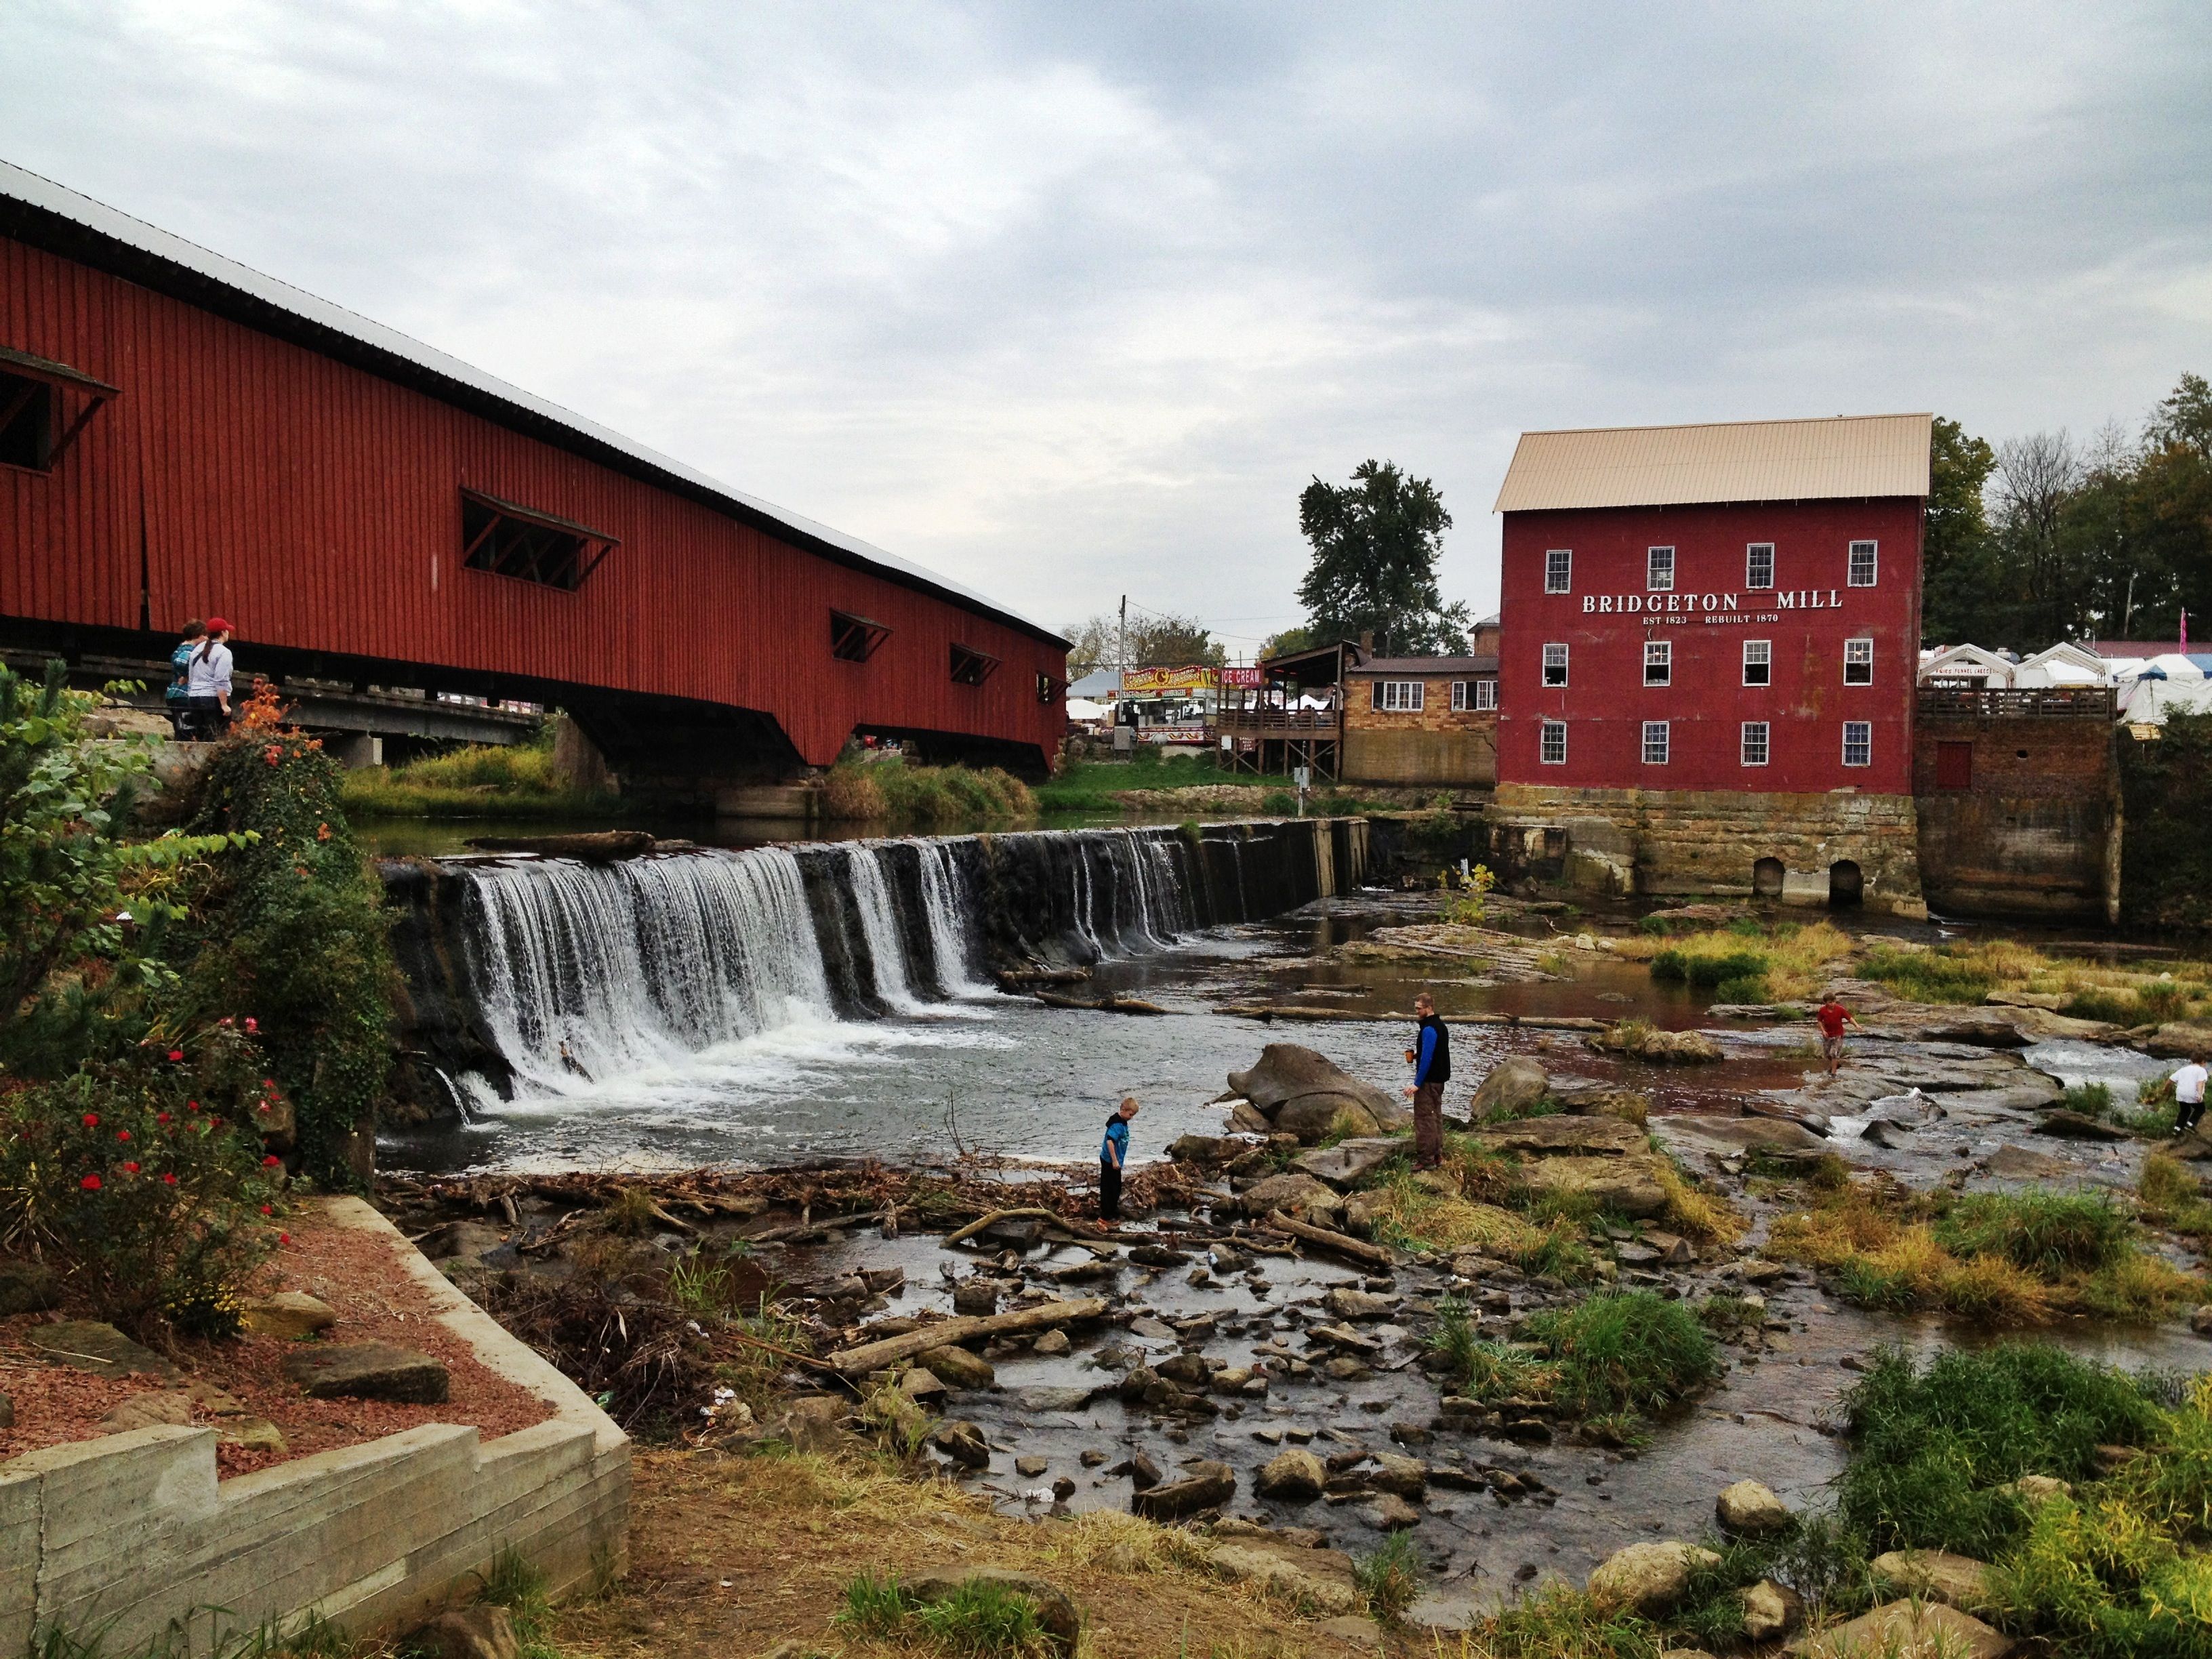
388 817 1365 1109
844 844 921 1011
456 846 832 1097
916 842 991 997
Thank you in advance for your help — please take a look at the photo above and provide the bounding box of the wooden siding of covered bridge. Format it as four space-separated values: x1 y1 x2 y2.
0 180 1065 778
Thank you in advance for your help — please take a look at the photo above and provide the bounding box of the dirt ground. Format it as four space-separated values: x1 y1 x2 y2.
552 1445 1405 1659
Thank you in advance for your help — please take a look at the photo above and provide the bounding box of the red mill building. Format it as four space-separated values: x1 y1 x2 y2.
1492 414 1931 916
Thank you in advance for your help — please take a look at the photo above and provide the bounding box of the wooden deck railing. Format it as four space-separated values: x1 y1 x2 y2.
1214 709 1342 737
1917 686 2116 720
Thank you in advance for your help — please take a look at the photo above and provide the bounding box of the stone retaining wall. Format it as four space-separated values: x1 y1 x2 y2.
0 1198 628 1654
1489 783 1925 917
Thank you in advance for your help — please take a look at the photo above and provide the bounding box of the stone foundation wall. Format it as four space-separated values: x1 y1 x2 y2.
1913 714 2119 922
1490 783 1925 917
0 1200 629 1654
1342 726 1497 787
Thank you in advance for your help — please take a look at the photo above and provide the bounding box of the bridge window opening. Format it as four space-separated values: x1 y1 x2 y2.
1036 672 1064 705
0 346 118 474
0 369 54 471
1829 859 1864 907
949 644 999 687
1753 857 1785 897
830 610 890 662
459 490 617 592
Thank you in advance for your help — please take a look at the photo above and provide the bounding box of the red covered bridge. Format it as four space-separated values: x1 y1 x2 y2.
0 161 1067 792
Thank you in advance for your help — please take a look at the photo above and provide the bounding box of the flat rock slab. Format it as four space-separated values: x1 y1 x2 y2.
1208 1540 1359 1615
1663 1115 1827 1153
241 1291 338 1340
1872 1549 1993 1609
1517 1153 1669 1218
1472 1116 1647 1156
1292 1138 1404 1189
283 1341 449 1404
1788 1600 2012 1658
31 1321 180 1381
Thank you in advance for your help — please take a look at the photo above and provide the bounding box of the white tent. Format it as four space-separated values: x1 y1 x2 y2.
1065 697 1109 723
2122 678 2212 726
2013 642 2112 688
1917 644 2016 687
2138 653 2207 682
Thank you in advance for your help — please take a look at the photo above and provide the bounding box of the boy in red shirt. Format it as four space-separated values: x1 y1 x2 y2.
1815 994 1859 1078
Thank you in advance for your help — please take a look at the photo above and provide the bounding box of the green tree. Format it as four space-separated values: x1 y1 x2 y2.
1128 612 1225 667
1296 460 1471 654
1919 416 2003 646
1258 625 1316 660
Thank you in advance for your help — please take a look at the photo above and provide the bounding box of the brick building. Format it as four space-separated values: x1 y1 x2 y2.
1489 415 1932 914
1341 651 1500 787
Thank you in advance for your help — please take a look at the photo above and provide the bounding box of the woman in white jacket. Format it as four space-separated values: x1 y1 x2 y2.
182 616 234 739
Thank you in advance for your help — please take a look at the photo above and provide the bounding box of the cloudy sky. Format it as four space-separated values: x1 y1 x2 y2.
4 2 2209 651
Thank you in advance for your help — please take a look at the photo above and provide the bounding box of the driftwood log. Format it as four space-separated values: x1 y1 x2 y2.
827 1297 1109 1374
1262 1210 1398 1271
1216 1006 1603 1032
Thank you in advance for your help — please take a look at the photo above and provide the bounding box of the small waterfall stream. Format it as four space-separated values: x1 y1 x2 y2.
388 818 1370 1108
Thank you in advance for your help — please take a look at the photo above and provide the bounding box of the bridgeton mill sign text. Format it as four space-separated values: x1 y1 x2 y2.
1582 590 1850 626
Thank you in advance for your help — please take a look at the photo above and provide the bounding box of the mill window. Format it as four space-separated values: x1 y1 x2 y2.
1545 549 1573 594
1647 546 1675 592
1741 721 1769 766
1642 720 1671 764
1842 721 1872 767
1744 639 1771 687
1746 543 1775 590
1542 643 1569 687
1848 540 1879 587
1643 640 1671 687
1540 720 1568 764
1844 637 1874 685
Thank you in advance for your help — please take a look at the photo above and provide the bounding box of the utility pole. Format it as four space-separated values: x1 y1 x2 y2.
1119 594 1128 676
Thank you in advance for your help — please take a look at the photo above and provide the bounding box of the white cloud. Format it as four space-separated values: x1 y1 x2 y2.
2 0 2207 644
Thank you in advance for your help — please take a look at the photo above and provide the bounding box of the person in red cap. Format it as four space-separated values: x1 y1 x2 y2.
182 617 235 739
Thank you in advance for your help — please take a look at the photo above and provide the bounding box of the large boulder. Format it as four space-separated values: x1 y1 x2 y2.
1206 1540 1359 1614
1468 1057 1549 1120
1233 1172 1345 1223
2142 1022 2212 1061
1872 1550 1994 1610
1742 1579 1804 1643
1276 1097 1381 1144
1593 1025 1723 1065
1228 1045 1410 1137
1254 1448 1328 1502
283 1343 449 1404
1787 1601 2013 1658
1132 1459 1236 1520
1717 1479 1792 1536
1586 1541 1723 1616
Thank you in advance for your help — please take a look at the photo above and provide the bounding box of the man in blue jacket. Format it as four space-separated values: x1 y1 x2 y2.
1402 991 1450 1169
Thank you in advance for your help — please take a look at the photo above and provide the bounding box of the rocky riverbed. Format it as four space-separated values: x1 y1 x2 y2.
386 972 2212 1633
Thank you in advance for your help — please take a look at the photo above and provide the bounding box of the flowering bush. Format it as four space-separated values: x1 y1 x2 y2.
0 1020 282 1334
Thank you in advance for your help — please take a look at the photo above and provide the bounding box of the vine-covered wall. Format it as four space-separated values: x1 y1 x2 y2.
2118 713 2212 932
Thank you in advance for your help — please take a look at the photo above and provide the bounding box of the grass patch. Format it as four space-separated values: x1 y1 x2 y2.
1364 1170 1542 1258
2139 1152 2212 1241
835 1570 1052 1657
824 758 1034 827
1838 1344 2165 1559
1765 1172 2201 1325
1855 937 2212 1022
340 730 628 821
1351 1532 1423 1621
1613 920 1851 1001
1518 1290 1721 1421
479 1548 561 1659
1651 1153 1746 1244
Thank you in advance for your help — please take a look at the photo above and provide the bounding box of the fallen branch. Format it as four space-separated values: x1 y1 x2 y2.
826 1297 1109 1375
1262 1211 1398 1271
943 1206 1112 1248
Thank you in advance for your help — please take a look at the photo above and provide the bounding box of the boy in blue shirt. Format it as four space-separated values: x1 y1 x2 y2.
165 619 205 738
1099 1097 1139 1221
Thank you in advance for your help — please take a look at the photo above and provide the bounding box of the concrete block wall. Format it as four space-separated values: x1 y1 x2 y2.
0 1199 629 1654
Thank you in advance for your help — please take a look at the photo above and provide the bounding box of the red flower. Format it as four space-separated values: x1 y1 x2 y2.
162 1172 178 1185
260 1204 273 1215
79 1174 101 1191
262 1079 275 1089
81 1113 99 1128
258 1103 270 1113
121 1162 140 1174
245 1018 259 1033
157 1112 171 1124
278 1233 291 1245
186 1101 199 1113
167 1049 184 1062
262 1155 282 1167
115 1129 131 1142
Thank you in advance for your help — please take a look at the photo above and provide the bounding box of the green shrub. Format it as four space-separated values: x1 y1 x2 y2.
1933 1189 2133 1277
1859 945 2000 1004
1636 914 1671 936
184 689 395 1185
1713 972 1769 1004
1522 1290 1720 1418
0 1022 281 1333
2062 1081 2115 1117
1838 1344 2163 1557
1649 949 1688 982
